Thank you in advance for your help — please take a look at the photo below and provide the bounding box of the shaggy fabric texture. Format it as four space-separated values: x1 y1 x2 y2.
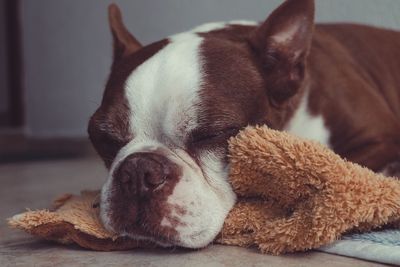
8 126 400 261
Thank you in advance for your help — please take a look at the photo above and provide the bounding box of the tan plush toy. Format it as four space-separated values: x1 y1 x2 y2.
8 126 400 255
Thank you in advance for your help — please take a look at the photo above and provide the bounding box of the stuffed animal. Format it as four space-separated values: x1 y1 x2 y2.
8 126 400 255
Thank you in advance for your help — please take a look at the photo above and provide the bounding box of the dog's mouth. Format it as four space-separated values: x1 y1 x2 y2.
96 198 219 248
94 199 184 247
118 226 177 247
130 228 213 248
93 203 175 246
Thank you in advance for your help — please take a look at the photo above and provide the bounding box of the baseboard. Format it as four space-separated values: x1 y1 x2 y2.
0 133 97 163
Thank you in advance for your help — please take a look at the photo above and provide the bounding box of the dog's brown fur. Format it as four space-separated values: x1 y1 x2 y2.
198 1 400 174
307 24 400 172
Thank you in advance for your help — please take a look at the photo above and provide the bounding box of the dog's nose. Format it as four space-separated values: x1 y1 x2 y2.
115 152 172 196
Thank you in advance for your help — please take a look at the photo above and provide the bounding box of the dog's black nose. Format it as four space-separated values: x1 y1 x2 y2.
115 152 172 196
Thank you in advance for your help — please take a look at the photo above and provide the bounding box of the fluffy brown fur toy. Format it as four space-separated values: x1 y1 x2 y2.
8 126 400 255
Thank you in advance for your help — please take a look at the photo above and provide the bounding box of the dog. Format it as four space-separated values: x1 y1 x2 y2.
88 0 400 248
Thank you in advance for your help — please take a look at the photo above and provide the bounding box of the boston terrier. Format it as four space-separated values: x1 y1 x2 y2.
88 0 400 248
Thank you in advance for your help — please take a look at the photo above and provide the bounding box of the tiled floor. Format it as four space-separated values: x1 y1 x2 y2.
0 157 390 267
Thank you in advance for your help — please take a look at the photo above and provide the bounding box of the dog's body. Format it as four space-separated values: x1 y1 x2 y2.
88 0 400 248
301 24 400 173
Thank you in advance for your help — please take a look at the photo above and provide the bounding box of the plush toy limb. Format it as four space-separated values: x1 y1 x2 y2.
216 200 288 247
229 126 400 254
229 126 331 208
254 169 400 255
254 207 330 255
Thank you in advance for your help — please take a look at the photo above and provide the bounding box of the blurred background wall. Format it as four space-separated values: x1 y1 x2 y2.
8 0 400 137
0 0 7 115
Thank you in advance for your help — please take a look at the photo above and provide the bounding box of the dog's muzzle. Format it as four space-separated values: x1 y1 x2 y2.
101 151 182 241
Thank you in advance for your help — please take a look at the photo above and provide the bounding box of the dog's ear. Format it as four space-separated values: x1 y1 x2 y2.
250 0 315 104
108 4 142 60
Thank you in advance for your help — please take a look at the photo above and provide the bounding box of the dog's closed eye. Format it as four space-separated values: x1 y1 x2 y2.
190 127 240 144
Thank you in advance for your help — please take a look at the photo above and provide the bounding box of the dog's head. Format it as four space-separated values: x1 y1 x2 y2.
88 0 314 248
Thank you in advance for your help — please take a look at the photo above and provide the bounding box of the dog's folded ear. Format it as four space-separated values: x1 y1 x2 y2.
108 4 142 60
249 0 315 104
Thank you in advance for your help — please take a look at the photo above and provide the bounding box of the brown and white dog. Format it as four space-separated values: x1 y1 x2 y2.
88 0 400 248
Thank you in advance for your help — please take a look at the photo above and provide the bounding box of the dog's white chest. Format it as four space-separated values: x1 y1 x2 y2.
284 92 331 147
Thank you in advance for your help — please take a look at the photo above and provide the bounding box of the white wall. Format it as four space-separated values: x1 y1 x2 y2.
0 0 8 114
21 0 400 137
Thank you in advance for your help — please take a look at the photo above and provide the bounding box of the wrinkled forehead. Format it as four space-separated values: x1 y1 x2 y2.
123 33 204 142
103 29 266 144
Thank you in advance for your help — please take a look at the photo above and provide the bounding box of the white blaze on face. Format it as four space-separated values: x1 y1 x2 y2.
125 33 203 145
190 20 257 33
100 31 236 248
